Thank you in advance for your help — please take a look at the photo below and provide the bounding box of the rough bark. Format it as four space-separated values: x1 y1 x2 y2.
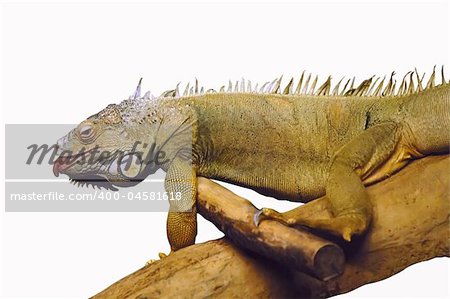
196 176 345 281
92 155 449 299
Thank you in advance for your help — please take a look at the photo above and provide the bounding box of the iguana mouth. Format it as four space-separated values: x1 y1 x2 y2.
52 148 94 177
53 149 119 191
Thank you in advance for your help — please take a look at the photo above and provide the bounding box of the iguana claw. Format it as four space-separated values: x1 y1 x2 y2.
253 207 291 226
145 252 169 265
253 209 264 226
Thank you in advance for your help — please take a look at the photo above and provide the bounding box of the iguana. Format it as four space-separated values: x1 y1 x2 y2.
53 67 450 253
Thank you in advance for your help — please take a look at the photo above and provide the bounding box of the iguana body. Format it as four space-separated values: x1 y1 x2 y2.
53 69 450 251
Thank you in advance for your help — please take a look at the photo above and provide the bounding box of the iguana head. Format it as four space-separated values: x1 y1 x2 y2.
53 80 166 190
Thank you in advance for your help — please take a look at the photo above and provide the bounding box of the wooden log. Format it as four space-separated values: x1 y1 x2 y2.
92 155 449 298
196 177 345 280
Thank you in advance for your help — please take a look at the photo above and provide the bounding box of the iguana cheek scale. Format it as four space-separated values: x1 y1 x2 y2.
53 67 450 252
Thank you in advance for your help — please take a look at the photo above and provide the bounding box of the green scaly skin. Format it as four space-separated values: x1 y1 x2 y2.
53 70 450 254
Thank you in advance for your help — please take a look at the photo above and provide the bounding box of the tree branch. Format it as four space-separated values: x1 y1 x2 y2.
92 155 449 298
196 176 345 281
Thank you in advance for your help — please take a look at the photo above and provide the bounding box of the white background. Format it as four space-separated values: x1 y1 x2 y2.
1 0 449 298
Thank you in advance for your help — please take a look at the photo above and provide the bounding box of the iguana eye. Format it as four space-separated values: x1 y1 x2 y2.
79 124 94 140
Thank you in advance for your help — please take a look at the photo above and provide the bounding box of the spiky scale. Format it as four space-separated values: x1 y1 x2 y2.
283 77 294 95
367 77 380 96
340 78 351 96
390 80 397 96
316 76 332 96
415 69 423 92
301 73 311 95
361 78 373 96
127 69 447 108
183 83 190 96
332 77 344 96
143 90 152 100
397 71 412 96
267 78 277 93
407 72 415 95
373 77 385 97
260 82 269 93
132 77 143 99
271 77 282 94
295 71 305 94
175 83 181 97
382 72 395 96
309 75 318 95
349 77 355 91
426 66 436 89
161 89 176 97
354 77 372 97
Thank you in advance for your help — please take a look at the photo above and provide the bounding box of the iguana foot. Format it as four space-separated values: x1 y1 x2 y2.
254 207 295 226
254 207 368 241
301 213 369 241
146 252 170 265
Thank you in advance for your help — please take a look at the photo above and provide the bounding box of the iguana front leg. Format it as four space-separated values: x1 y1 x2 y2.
256 122 409 241
165 155 197 251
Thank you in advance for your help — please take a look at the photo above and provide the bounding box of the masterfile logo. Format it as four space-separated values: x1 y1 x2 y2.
4 124 192 212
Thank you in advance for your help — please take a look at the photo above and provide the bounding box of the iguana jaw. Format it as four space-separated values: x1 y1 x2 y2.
53 151 120 190
52 145 156 190
67 175 119 191
52 148 93 177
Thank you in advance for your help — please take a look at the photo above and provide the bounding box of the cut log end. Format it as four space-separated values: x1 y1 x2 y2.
314 244 346 281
